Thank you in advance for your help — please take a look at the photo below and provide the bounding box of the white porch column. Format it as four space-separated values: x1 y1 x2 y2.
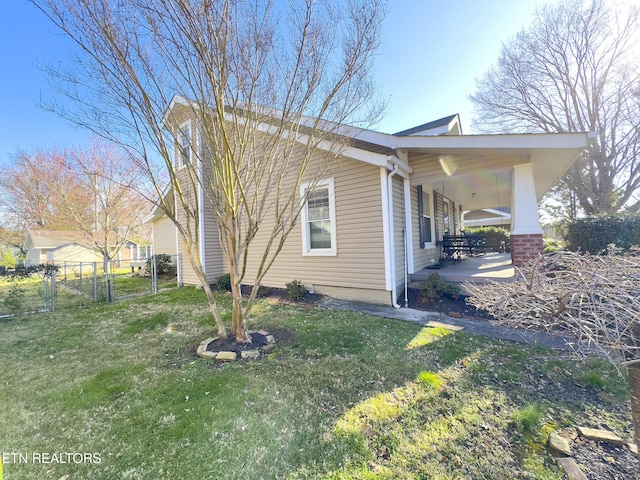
511 163 542 235
511 163 543 267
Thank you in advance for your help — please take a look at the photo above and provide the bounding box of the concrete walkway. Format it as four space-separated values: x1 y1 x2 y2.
320 297 578 351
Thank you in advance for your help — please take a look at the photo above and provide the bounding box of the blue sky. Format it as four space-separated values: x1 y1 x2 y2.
0 0 555 164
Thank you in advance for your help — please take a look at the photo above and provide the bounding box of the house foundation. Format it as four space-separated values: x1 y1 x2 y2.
510 233 543 268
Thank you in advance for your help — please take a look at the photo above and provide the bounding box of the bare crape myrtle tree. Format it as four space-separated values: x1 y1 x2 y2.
33 0 387 342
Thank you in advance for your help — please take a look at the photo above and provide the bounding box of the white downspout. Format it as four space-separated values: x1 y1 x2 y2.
387 165 401 309
403 177 413 308
403 227 408 308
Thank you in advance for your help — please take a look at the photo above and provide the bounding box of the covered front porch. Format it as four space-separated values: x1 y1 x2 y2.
393 132 590 271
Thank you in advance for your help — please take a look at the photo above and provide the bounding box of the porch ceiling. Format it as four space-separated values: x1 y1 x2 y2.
406 143 585 211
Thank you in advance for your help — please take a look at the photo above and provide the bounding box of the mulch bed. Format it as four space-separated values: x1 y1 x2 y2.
571 436 639 479
238 285 325 307
204 327 296 355
407 287 494 320
205 331 269 354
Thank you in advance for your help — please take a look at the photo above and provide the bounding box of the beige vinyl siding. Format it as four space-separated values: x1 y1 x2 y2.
175 189 203 286
434 193 459 238
168 105 232 287
240 153 387 293
174 142 205 287
164 105 202 286
392 175 406 292
434 191 445 241
410 154 458 236
411 185 440 271
152 215 178 255
201 197 225 282
165 104 387 298
409 153 443 187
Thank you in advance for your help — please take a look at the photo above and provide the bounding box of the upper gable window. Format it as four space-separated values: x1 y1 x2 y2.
177 121 192 168
300 178 337 256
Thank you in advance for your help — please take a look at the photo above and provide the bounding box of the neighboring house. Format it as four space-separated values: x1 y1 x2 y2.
146 187 178 258
23 231 102 266
117 240 151 262
152 95 591 307
463 208 511 229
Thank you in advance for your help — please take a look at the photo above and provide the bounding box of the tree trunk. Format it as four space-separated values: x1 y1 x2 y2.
626 361 640 458
230 280 251 343
202 282 227 339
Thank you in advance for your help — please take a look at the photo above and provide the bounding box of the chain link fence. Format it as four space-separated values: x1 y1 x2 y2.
0 254 182 318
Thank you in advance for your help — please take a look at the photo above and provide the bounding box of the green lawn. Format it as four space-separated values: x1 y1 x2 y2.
0 288 633 479
59 269 178 302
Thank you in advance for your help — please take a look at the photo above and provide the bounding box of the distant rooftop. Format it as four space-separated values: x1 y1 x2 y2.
394 114 461 136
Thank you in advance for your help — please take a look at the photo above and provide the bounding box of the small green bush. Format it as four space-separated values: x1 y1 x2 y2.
215 273 232 292
286 280 307 300
465 226 509 235
148 254 173 275
419 273 460 301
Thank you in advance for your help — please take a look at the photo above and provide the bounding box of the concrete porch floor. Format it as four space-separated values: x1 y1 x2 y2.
410 252 515 287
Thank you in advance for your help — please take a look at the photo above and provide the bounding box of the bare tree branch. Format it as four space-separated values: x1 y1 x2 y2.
32 0 386 341
470 0 640 214
466 247 640 363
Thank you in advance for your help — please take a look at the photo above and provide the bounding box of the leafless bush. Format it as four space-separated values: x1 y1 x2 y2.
466 247 640 362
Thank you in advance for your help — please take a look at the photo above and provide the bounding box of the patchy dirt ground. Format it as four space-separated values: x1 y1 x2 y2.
407 287 639 478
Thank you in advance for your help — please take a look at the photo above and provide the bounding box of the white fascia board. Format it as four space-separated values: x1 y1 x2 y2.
161 94 196 127
164 96 401 167
463 208 511 218
407 125 451 137
142 212 157 225
240 113 391 167
392 132 590 150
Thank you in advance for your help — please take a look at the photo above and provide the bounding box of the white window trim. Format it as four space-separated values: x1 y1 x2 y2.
300 178 337 256
176 119 192 170
442 197 451 236
422 186 436 249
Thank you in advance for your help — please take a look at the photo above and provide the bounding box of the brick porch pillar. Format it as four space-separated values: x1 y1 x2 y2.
510 233 543 268
511 163 544 268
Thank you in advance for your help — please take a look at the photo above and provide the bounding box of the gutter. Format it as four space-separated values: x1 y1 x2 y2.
386 165 401 309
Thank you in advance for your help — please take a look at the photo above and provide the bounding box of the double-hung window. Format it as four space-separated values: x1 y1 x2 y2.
177 121 192 168
417 185 433 247
301 178 337 255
